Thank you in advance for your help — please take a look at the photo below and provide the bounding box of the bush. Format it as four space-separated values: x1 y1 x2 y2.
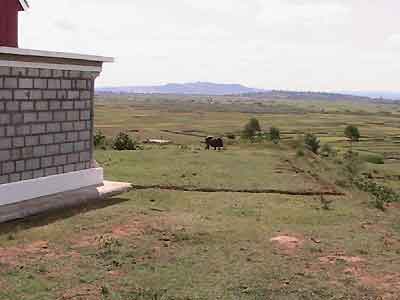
342 151 363 182
269 127 281 144
345 125 360 142
94 130 106 148
355 178 399 210
112 132 137 150
242 118 261 140
304 133 320 154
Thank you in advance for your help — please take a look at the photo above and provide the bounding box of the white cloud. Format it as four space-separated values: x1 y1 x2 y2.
18 0 400 91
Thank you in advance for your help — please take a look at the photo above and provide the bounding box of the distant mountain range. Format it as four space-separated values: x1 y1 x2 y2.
96 82 400 101
96 82 264 96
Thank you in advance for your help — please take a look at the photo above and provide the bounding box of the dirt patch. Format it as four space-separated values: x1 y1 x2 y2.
58 284 101 300
270 234 304 254
0 240 51 266
0 240 80 267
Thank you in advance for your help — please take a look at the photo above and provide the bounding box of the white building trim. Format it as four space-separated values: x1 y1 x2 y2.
0 60 103 72
0 168 104 206
0 47 114 63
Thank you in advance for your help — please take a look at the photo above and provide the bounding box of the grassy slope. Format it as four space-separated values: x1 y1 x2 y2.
0 98 400 299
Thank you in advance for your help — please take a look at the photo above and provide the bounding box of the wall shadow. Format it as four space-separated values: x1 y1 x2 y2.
0 197 130 236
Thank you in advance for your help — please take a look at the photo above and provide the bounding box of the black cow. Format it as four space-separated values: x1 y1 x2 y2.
205 136 224 150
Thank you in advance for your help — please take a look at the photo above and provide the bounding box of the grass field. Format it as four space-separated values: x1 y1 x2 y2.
1 95 400 299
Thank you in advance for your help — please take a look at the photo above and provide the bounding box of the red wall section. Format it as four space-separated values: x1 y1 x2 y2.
0 0 21 47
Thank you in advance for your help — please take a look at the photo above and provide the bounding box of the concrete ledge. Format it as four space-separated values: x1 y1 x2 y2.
0 168 104 206
0 181 132 224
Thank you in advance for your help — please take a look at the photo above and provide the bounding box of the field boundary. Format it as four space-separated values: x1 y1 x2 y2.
130 184 345 196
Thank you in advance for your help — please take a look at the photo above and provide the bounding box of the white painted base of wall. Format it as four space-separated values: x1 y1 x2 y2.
0 168 104 206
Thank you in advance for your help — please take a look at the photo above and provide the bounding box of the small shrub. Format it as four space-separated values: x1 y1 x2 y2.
93 130 106 148
345 125 361 142
269 127 281 144
296 148 305 157
355 178 399 204
242 118 261 140
321 144 336 157
342 151 364 183
112 132 137 150
304 133 320 154
226 133 236 140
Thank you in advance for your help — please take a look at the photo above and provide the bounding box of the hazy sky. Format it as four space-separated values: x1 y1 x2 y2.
20 0 400 91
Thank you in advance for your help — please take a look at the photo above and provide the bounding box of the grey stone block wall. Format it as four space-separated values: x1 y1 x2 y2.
0 66 98 185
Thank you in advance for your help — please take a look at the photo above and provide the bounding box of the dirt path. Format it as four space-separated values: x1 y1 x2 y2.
130 184 345 196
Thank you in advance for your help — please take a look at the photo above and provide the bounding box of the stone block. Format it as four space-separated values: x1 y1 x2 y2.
15 160 25 172
0 90 12 100
41 157 53 168
54 155 67 166
43 90 57 99
39 69 52 78
2 161 15 174
34 78 47 89
54 133 66 143
27 68 40 77
57 91 67 99
48 79 61 89
62 101 74 110
16 125 31 136
33 169 44 179
0 138 12 149
31 124 46 134
46 122 61 133
25 135 39 146
38 112 53 122
67 153 79 163
40 134 54 145
60 143 74 154
80 110 91 120
79 151 91 162
11 67 27 76
46 144 60 155
67 111 79 121
45 167 57 176
21 101 34 111
54 111 66 122
22 147 34 159
13 137 25 148
9 173 21 183
4 78 18 88
33 146 46 157
61 80 72 89
35 101 49 111
0 150 11 162
67 91 80 99
24 112 37 123
14 90 30 100
25 158 40 170
0 67 10 76
6 101 20 112
21 171 34 181
30 90 43 100
49 101 61 110
19 78 33 89
80 90 91 100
